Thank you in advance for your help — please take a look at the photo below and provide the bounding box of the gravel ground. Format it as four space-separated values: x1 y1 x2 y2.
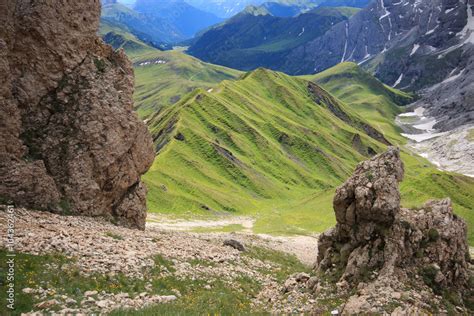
0 207 317 314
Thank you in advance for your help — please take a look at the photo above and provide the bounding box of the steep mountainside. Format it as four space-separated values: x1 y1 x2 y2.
318 0 369 8
182 0 367 18
134 0 223 39
184 0 273 18
187 6 358 70
411 45 474 132
145 68 386 216
284 0 472 85
0 0 154 228
283 0 474 129
142 67 474 238
260 2 314 17
302 62 413 143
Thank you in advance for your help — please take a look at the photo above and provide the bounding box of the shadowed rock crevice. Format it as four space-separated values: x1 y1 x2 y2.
0 0 154 229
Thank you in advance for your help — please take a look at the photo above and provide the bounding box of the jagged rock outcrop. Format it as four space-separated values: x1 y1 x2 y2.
0 0 154 229
314 147 472 313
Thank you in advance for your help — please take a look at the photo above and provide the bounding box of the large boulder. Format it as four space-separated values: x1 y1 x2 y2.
0 0 154 229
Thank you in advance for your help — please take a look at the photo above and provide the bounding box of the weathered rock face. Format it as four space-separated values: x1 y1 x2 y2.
0 0 155 229
285 0 471 82
415 46 474 132
316 147 472 311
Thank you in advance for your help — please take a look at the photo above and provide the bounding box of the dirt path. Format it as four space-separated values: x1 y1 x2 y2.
147 214 319 266
147 214 254 233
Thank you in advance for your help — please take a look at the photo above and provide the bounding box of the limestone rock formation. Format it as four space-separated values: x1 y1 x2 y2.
315 147 472 313
0 0 154 229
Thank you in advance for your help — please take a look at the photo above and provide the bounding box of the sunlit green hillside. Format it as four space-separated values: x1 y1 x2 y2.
141 66 474 242
133 50 243 118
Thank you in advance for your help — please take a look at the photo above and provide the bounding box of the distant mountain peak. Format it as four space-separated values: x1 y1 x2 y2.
241 5 271 16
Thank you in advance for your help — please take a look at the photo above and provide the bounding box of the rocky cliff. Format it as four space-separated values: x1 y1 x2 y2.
0 0 155 229
312 147 472 313
285 0 471 83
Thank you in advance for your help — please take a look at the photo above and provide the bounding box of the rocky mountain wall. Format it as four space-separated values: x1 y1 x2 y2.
283 0 474 131
0 0 154 229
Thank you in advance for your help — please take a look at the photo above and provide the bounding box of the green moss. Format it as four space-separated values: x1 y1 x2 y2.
427 228 440 242
243 246 310 282
467 129 474 142
94 58 107 73
419 265 440 294
58 199 72 215
153 254 176 273
105 231 124 240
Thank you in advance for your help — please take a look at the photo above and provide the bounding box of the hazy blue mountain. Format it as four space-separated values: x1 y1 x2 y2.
134 0 223 38
187 6 358 70
101 3 181 44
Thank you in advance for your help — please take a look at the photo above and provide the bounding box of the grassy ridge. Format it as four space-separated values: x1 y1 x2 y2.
99 20 157 58
133 50 243 118
144 68 380 228
142 64 474 244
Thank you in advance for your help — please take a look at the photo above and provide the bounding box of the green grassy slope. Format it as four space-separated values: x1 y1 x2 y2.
133 50 243 118
143 65 474 243
143 69 374 223
303 63 474 242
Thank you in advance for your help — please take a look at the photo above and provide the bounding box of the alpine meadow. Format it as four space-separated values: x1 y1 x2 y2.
1 0 473 315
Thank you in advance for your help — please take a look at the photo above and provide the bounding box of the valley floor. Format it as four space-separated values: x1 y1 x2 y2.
0 207 319 315
147 213 319 265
